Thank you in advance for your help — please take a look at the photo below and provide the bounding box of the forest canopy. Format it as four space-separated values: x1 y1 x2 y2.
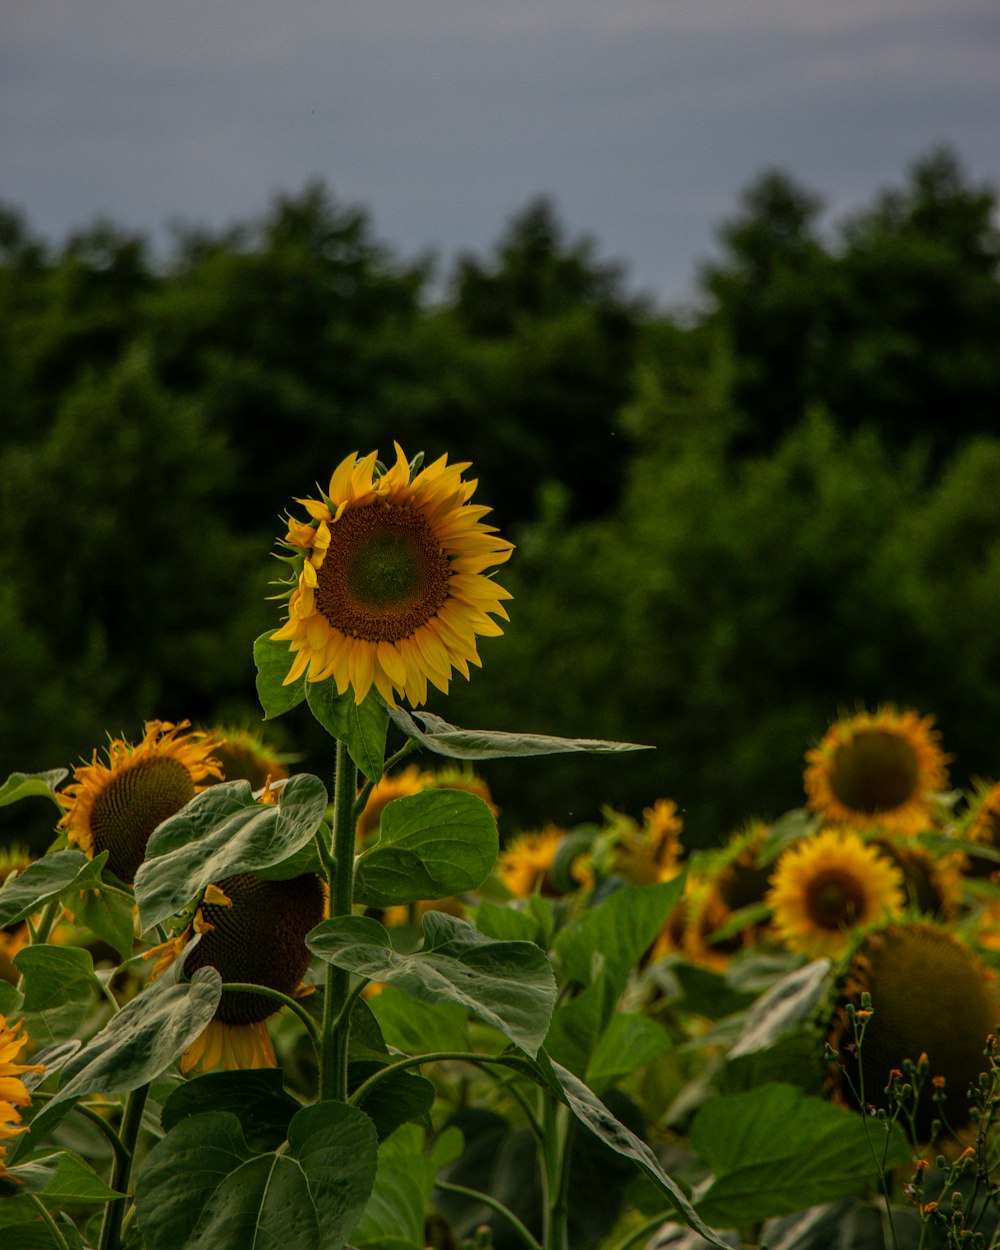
2 146 1000 848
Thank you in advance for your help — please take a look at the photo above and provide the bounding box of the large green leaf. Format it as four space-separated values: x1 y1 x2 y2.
30 967 222 1143
135 1101 378 1250
543 973 617 1076
14 945 101 1045
547 1059 730 1249
690 1083 910 1226
135 773 328 929
160 1070 302 1153
367 985 470 1055
351 1065 436 1143
254 630 307 720
554 876 687 998
0 851 107 928
0 769 67 810
351 1125 463 1250
3 1150 123 1202
726 959 832 1060
354 790 498 908
73 883 137 962
387 707 652 760
585 1012 672 1095
305 680 389 782
308 913 556 1056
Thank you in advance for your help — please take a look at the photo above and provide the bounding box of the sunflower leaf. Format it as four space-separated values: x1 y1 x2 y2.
17 967 222 1160
254 630 307 720
135 774 328 929
2 1150 124 1201
305 679 389 781
350 1125 463 1250
0 769 67 810
689 1083 910 1226
14 945 102 1046
387 707 653 759
161 1070 302 1153
307 912 556 1056
135 1101 378 1250
354 789 498 907
0 850 107 929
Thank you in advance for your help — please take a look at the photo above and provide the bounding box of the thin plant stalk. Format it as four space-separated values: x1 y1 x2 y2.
319 738 357 1102
98 1082 150 1250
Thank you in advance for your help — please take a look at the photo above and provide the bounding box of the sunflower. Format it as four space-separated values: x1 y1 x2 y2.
767 830 905 959
607 800 684 887
271 444 514 707
804 707 950 836
208 727 291 792
961 781 1000 880
147 872 326 1074
0 1016 45 1173
500 827 566 898
58 720 224 884
0 847 35 986
826 922 1000 1141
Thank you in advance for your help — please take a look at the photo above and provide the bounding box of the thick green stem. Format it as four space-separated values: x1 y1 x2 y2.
319 739 357 1102
347 1050 522 1107
98 1083 149 1250
222 982 320 1047
539 1095 573 1250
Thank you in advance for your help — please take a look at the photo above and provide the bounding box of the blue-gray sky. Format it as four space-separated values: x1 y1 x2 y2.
3 0 998 304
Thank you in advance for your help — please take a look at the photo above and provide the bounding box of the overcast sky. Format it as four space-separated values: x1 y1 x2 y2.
3 0 998 305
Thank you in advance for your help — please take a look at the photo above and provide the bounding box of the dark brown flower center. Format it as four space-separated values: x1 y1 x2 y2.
805 868 867 930
314 502 451 643
830 730 921 815
89 757 195 884
184 872 326 1025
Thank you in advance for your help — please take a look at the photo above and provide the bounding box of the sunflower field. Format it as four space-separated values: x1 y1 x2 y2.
3 441 1000 1250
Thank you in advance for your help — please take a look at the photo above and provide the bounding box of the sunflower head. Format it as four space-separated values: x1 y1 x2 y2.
826 922 1000 1141
271 444 514 707
804 707 950 837
0 848 34 986
767 829 906 959
500 827 566 898
209 728 291 791
869 839 963 920
603 799 684 887
57 721 224 885
961 781 1000 880
0 1015 45 1172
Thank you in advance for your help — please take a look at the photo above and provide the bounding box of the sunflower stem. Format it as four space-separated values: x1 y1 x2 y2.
539 1094 573 1250
320 738 357 1102
98 1082 149 1250
221 982 320 1047
433 1180 542 1250
352 737 418 823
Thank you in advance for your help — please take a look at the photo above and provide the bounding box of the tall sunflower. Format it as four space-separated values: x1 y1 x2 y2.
147 872 326 1073
271 444 514 707
804 707 949 836
607 799 684 887
57 721 224 885
500 827 567 898
767 830 905 959
827 922 999 1141
0 1016 45 1173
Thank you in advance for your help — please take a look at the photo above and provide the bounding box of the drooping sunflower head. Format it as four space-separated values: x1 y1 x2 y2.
424 765 500 819
868 839 963 920
804 707 950 836
767 829 906 959
271 444 514 707
500 826 566 898
58 721 224 885
150 872 326 1074
0 1015 45 1172
826 922 1000 1141
208 727 291 792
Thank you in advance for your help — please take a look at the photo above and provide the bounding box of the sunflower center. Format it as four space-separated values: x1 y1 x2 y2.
314 502 451 643
830 730 921 815
88 757 195 884
804 868 868 930
184 872 326 1025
